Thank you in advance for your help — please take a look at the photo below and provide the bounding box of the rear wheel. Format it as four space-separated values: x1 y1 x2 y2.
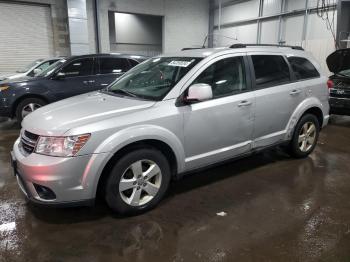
15 98 46 122
105 148 171 215
289 114 320 158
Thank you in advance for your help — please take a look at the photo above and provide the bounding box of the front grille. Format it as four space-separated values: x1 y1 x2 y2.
20 130 39 155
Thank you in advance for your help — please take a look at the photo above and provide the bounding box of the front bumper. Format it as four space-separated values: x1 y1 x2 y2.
12 138 110 207
0 93 12 117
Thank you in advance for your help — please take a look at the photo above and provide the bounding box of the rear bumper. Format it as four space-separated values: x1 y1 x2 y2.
329 97 350 115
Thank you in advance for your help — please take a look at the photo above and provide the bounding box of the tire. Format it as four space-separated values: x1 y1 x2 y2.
15 97 46 122
288 114 320 158
105 148 171 215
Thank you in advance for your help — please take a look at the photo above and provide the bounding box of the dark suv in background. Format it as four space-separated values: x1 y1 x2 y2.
327 48 350 115
0 53 146 121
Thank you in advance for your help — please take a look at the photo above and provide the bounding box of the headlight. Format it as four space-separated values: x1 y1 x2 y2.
0 85 9 91
35 134 90 157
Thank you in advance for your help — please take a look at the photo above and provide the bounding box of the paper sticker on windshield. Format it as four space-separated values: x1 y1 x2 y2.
168 60 193 67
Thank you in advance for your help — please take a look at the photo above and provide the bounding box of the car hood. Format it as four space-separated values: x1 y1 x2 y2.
0 75 35 84
22 91 156 136
326 48 350 74
0 73 15 81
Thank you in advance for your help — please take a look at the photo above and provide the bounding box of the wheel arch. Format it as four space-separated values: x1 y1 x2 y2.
286 98 325 139
92 125 185 199
95 139 179 198
11 94 49 117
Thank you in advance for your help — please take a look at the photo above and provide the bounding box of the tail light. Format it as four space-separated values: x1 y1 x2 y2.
327 79 334 89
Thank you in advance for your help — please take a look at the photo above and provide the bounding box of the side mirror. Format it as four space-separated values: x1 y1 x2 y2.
33 68 42 75
53 72 65 80
184 83 213 103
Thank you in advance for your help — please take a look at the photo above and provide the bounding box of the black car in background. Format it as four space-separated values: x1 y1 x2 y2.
326 48 350 115
0 53 147 121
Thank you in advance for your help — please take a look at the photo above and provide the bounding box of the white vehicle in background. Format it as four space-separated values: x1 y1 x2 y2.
0 58 61 82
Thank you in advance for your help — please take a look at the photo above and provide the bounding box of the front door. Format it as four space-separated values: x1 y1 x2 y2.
49 57 96 101
181 55 255 170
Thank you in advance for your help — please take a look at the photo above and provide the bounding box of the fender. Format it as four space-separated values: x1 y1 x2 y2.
86 125 186 198
285 97 325 140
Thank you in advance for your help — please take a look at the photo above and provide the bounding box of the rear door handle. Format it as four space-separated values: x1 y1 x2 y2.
290 89 301 95
238 100 252 107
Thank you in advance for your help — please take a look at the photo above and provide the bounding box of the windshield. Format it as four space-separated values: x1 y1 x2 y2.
16 59 42 73
37 59 66 77
107 57 202 100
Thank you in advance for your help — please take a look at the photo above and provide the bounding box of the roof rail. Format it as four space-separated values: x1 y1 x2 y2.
181 47 204 51
229 43 304 51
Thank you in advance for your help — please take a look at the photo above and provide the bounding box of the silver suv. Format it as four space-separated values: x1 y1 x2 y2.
11 45 329 214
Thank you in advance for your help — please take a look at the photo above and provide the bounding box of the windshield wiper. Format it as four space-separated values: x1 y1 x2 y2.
110 88 138 98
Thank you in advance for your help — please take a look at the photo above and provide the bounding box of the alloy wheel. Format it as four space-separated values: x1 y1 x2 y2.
119 159 162 206
298 122 316 152
21 103 42 119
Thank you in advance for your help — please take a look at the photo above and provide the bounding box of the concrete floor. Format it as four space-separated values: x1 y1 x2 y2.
1 116 350 262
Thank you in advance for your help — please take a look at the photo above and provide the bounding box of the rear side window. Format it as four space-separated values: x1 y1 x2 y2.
287 57 320 80
99 58 130 74
61 58 94 77
251 55 291 88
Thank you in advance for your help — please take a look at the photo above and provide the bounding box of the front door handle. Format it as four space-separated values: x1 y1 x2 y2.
290 89 301 95
83 80 95 85
238 100 252 107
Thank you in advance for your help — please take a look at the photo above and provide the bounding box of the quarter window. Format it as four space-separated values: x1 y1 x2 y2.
193 57 247 98
61 58 94 77
287 57 320 80
251 55 291 88
99 58 130 74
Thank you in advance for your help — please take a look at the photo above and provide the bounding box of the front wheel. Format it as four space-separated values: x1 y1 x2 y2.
105 148 171 215
15 97 46 122
288 114 320 158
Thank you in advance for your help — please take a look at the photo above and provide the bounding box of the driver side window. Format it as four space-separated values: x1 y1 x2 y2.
60 58 94 77
193 56 247 98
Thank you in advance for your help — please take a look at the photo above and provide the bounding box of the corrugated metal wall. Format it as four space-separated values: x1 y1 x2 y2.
213 0 337 74
0 2 54 74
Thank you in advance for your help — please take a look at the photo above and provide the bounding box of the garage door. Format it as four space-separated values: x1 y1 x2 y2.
0 2 54 74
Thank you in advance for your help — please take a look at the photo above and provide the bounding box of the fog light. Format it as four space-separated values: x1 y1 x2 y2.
33 184 56 200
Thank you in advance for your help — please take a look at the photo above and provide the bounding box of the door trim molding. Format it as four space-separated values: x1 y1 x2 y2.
185 140 252 163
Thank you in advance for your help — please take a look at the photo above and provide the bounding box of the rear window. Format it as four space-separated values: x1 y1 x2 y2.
287 56 320 80
251 55 291 88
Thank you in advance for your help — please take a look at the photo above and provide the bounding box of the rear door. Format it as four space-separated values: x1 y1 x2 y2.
48 57 95 100
249 53 305 148
94 57 133 90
